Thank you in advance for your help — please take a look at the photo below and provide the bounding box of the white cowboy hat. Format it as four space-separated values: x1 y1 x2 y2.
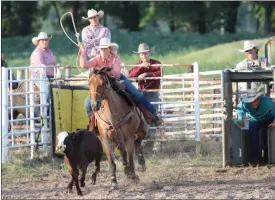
32 32 52 46
239 40 261 53
241 87 264 103
82 9 104 20
96 38 119 54
133 43 152 54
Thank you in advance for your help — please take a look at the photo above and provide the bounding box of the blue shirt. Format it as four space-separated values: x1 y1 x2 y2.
237 96 275 122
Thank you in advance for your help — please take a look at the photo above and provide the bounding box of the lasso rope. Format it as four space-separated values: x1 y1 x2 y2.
60 12 84 74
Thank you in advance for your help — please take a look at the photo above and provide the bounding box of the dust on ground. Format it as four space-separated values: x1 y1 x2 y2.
2 141 275 199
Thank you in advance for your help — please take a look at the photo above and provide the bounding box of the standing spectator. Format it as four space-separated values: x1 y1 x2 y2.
81 9 111 59
129 43 162 113
30 32 58 86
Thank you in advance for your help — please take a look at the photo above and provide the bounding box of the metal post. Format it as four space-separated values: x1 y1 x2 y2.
221 70 232 167
40 71 48 150
30 72 35 159
193 62 201 153
1 67 9 163
16 69 24 82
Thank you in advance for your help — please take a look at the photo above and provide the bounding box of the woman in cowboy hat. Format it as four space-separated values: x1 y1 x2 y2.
237 87 275 164
81 9 111 59
30 32 57 81
79 38 162 127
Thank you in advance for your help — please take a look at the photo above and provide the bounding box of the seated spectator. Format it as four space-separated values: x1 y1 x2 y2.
237 87 275 164
236 40 269 91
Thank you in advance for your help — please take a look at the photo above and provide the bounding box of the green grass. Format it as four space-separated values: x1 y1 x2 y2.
2 31 273 75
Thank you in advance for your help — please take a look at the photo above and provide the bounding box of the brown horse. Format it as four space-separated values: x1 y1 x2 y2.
88 67 150 190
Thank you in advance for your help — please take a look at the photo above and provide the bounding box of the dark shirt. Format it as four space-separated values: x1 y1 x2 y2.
129 59 161 90
1 59 18 89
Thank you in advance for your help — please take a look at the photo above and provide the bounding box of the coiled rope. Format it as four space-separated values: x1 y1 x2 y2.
60 12 84 73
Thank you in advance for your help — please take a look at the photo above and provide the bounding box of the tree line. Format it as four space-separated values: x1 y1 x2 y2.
2 1 275 38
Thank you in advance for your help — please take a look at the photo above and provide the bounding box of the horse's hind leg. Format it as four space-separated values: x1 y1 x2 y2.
135 140 146 172
102 138 118 190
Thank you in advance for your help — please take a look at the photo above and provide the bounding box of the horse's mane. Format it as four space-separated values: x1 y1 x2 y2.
89 67 116 86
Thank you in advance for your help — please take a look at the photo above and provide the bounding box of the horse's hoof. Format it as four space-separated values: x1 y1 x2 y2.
137 164 146 172
134 175 140 184
77 191 83 196
110 183 119 190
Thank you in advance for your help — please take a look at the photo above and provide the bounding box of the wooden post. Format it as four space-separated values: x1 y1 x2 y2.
221 70 233 167
65 67 72 78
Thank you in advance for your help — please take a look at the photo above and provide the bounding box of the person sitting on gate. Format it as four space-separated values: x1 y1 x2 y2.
1 56 18 89
236 40 269 70
30 32 58 86
81 9 111 59
235 40 269 91
129 43 161 116
78 38 163 127
237 87 275 164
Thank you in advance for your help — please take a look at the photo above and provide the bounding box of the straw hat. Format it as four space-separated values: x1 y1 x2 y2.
133 43 152 54
96 38 119 54
241 87 264 103
239 40 261 53
32 32 52 46
82 9 104 20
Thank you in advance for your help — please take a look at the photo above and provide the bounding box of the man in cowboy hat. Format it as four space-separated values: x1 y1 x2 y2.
237 87 275 164
236 40 268 70
235 40 269 91
81 9 111 59
129 43 161 116
79 38 163 127
30 31 57 82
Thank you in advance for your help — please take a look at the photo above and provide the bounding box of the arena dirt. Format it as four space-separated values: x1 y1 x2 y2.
2 149 275 199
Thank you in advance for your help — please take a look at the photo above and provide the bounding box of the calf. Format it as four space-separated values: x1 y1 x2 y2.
56 130 103 196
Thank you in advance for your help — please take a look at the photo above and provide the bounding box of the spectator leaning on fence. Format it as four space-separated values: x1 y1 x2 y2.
237 87 275 165
81 9 111 59
30 32 57 85
129 43 162 112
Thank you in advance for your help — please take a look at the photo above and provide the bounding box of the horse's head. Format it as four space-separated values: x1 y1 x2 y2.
88 67 112 111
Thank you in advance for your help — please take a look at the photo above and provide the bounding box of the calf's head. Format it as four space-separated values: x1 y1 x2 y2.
56 131 69 152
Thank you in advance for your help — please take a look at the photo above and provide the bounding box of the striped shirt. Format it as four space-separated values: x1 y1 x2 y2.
81 24 111 58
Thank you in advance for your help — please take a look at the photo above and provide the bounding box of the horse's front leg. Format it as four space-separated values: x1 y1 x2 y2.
117 144 129 177
126 141 140 183
102 137 118 190
135 140 146 172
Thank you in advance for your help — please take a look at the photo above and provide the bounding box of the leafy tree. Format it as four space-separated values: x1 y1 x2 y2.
1 1 41 37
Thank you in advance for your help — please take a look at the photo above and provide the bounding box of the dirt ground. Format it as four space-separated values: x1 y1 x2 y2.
2 146 275 200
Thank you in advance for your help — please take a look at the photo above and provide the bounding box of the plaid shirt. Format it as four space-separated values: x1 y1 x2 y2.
81 24 111 58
